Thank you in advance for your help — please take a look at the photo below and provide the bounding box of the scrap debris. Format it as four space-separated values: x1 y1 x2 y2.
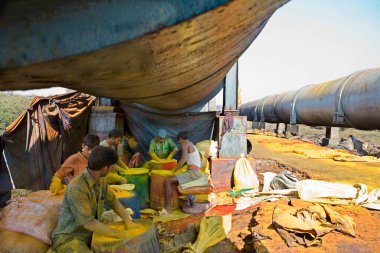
272 203 356 247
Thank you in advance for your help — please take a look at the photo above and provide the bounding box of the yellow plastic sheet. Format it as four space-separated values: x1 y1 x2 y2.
152 209 190 223
182 216 228 253
140 208 157 218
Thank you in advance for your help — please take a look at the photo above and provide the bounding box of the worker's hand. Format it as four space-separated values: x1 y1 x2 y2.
104 172 127 185
124 219 138 230
117 159 129 170
166 151 176 160
111 164 128 174
150 152 161 161
49 175 66 195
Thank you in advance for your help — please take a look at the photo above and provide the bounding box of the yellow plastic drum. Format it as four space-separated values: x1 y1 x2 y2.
91 220 159 253
121 169 149 209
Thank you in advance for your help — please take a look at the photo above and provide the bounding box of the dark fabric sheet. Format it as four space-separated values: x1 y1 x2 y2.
0 136 12 192
2 92 95 190
0 136 12 207
120 104 216 161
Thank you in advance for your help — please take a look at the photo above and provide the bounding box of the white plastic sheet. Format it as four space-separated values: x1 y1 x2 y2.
296 180 376 207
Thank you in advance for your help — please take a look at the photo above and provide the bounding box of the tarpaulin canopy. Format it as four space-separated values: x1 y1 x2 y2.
2 92 95 190
0 0 289 111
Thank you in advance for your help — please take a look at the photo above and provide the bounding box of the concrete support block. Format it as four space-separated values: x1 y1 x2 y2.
218 116 247 158
325 126 340 147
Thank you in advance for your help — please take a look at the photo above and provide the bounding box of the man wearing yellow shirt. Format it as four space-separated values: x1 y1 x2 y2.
149 129 178 161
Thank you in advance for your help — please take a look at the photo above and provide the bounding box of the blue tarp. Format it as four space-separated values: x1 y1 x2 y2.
120 104 216 161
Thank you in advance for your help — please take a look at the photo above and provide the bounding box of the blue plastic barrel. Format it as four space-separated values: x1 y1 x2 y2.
121 169 150 209
117 191 141 219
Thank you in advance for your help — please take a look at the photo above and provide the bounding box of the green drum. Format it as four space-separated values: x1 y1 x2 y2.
121 168 150 209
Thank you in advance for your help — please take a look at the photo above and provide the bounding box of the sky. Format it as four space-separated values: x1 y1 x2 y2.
238 0 380 104
9 0 380 105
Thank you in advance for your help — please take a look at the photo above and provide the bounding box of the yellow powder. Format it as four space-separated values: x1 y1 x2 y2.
150 159 177 164
93 221 150 244
150 166 187 177
109 188 134 198
122 168 149 175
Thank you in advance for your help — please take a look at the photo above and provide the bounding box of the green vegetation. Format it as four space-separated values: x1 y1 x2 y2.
0 92 33 135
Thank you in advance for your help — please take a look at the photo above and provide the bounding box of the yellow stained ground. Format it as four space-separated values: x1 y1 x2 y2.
249 134 380 191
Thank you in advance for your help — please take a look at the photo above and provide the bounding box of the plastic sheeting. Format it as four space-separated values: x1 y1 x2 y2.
0 0 289 112
120 104 216 161
233 157 259 191
2 92 95 190
0 136 12 207
182 216 229 253
296 180 368 205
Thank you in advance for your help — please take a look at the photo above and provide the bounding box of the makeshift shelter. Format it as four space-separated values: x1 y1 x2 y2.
2 92 95 190
1 92 216 191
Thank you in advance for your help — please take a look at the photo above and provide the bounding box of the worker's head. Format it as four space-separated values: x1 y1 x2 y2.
88 146 118 176
82 133 100 158
157 129 167 143
107 128 123 145
177 131 188 143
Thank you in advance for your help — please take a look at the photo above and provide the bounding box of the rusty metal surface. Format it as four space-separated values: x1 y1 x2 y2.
240 68 380 130
0 0 289 111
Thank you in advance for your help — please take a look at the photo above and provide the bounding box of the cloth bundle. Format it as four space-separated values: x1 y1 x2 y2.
272 204 355 247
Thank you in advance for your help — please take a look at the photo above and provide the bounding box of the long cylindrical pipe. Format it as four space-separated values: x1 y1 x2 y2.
239 68 380 130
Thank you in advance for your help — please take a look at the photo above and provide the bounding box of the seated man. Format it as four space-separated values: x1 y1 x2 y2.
160 131 202 215
121 133 142 168
50 133 100 195
100 128 130 172
51 146 136 253
149 129 178 161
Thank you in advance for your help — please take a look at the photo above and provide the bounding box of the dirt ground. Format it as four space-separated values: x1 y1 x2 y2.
157 133 380 252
